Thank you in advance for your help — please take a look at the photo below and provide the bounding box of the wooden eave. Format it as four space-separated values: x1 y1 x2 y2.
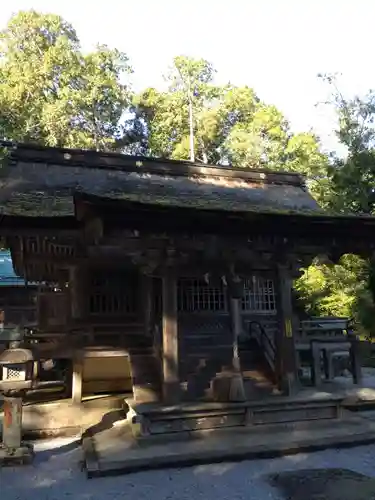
74 193 375 242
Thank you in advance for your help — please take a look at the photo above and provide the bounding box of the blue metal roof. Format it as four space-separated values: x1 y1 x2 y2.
0 250 25 286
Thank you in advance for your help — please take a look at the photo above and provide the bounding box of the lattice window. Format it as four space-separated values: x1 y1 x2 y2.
242 276 276 314
178 278 226 312
3 365 26 381
89 271 138 316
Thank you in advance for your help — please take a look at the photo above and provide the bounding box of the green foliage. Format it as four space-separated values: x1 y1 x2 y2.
135 56 329 198
328 151 375 214
0 10 134 150
295 255 367 318
2 13 375 335
318 73 375 215
294 75 375 335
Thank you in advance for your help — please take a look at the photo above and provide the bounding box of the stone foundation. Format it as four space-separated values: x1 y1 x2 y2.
0 395 126 439
124 395 343 439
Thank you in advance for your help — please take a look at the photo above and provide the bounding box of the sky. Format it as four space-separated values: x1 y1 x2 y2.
1 0 375 155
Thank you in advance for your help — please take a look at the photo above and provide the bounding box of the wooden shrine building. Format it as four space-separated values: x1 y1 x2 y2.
0 143 374 411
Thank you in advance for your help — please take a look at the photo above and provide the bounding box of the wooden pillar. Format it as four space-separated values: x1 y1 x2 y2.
162 271 180 404
228 296 246 402
72 356 83 405
70 266 88 321
311 341 323 386
350 337 363 385
130 274 161 404
70 266 87 404
275 264 298 395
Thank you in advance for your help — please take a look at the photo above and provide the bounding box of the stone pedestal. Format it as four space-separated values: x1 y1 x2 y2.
0 395 34 466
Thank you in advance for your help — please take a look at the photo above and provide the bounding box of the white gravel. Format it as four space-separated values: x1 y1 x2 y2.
0 438 374 500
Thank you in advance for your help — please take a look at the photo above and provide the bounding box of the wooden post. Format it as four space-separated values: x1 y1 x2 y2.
131 274 161 404
70 266 88 321
72 356 83 405
311 341 322 387
162 271 180 404
70 267 87 405
228 296 246 402
350 337 363 385
275 264 298 395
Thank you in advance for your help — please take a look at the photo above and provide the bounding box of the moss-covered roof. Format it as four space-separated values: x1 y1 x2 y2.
0 142 323 217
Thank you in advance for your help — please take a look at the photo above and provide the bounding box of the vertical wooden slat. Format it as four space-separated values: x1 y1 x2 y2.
140 274 153 337
162 271 180 404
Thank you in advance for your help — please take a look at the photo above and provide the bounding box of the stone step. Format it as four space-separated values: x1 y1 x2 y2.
83 413 375 478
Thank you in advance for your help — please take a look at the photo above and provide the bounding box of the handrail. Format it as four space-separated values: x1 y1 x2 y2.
247 320 276 372
299 316 351 338
248 320 276 353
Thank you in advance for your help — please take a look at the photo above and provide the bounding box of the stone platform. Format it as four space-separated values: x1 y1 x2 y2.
0 394 128 439
124 394 343 437
82 412 375 478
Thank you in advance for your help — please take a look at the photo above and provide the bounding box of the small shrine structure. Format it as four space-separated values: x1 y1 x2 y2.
0 143 373 429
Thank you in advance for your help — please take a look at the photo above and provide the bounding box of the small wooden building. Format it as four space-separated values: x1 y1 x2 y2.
0 143 374 409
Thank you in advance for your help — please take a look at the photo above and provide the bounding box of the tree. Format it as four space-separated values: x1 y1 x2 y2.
135 56 329 204
293 74 375 333
318 73 375 214
0 10 135 150
134 56 221 162
169 56 217 161
295 255 368 319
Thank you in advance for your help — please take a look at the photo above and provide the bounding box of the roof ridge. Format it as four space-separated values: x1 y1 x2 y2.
2 141 306 188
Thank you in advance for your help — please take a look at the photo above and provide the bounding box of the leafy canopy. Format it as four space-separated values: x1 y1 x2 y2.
135 55 329 200
0 10 134 150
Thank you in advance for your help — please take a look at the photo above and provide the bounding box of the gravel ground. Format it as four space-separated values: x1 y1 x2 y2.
0 438 374 500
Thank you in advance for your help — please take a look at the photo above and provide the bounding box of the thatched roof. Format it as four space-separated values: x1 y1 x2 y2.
0 142 323 218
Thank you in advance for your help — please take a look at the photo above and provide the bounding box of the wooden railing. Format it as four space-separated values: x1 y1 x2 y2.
297 317 351 340
246 319 277 373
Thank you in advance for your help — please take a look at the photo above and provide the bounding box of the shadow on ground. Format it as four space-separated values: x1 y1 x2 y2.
270 468 375 500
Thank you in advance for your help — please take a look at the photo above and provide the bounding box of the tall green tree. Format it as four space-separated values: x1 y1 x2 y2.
319 73 375 214
135 56 329 202
169 56 217 161
0 10 135 150
295 74 375 332
134 56 222 162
